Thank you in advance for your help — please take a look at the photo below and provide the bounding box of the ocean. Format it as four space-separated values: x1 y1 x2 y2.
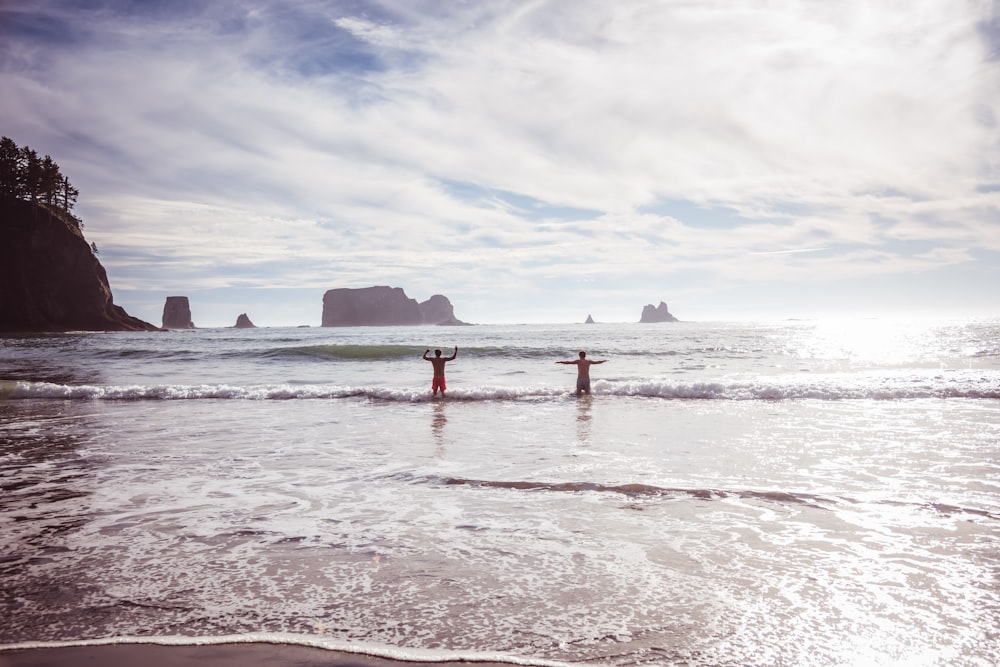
1 319 998 666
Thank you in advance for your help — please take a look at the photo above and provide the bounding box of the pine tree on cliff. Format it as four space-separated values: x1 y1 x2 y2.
0 136 23 200
0 136 76 215
39 155 62 206
20 147 42 203
60 175 79 214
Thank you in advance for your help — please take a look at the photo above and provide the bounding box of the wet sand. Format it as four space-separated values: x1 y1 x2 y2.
0 644 518 667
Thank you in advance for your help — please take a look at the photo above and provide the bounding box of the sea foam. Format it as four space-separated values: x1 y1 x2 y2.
6 373 999 402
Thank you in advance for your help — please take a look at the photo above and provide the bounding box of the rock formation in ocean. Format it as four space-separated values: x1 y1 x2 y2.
233 313 256 328
640 301 679 323
162 296 195 329
0 199 157 332
585 314 595 324
321 286 468 326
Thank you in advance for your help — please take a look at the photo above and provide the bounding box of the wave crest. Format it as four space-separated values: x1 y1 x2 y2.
4 376 999 402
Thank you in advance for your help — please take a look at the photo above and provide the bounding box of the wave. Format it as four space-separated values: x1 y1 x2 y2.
78 344 427 362
262 344 426 361
438 477 836 509
428 475 1000 519
0 633 571 667
84 344 697 363
259 344 679 362
4 377 999 402
610 376 1000 400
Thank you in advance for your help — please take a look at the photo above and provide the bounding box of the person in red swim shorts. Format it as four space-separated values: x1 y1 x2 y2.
423 346 458 397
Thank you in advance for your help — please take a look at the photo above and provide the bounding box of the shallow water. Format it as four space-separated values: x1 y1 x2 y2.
1 320 998 666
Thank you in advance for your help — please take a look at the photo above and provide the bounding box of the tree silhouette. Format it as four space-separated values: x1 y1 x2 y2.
21 148 42 203
0 136 78 216
0 136 21 200
60 176 79 213
40 155 61 206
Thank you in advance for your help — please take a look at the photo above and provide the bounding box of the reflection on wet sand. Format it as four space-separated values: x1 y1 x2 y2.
575 395 592 445
0 400 97 595
431 400 448 454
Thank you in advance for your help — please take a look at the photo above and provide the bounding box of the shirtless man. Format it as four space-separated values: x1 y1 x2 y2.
556 350 607 396
423 346 458 397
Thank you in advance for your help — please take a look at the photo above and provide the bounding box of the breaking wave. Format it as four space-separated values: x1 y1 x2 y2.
4 376 999 402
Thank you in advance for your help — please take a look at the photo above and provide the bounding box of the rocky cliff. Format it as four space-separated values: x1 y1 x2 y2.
321 286 468 326
233 313 256 328
161 296 195 329
640 301 679 323
0 199 157 332
417 294 466 326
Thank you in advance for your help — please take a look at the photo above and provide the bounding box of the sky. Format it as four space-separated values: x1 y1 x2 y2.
2 0 999 326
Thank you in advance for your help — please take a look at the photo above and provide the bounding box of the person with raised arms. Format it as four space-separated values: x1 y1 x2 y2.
556 350 607 396
423 346 458 398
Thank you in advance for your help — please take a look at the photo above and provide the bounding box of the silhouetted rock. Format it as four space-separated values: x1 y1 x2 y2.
418 294 467 326
0 199 157 332
162 296 195 329
321 286 468 326
640 301 679 323
585 314 595 324
233 313 256 328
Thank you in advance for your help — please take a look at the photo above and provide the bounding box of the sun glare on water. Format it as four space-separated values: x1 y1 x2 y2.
787 317 965 369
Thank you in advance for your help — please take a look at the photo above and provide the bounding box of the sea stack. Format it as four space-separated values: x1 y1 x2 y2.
585 314 595 324
0 199 157 332
321 286 468 326
233 313 256 328
418 294 467 326
639 301 679 323
162 296 195 329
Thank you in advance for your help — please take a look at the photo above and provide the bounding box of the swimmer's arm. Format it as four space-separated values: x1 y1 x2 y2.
447 346 458 360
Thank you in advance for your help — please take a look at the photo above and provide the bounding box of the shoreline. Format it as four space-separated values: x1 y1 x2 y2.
0 643 521 667
0 637 568 667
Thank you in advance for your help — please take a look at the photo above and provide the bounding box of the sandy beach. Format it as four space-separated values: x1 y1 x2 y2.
0 643 518 667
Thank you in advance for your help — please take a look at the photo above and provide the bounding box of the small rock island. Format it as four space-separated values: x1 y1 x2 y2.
161 296 195 329
640 301 680 323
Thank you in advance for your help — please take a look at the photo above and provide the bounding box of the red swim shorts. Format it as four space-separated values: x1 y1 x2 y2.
432 377 446 392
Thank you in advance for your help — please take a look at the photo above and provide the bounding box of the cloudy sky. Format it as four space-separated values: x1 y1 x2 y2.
2 0 998 326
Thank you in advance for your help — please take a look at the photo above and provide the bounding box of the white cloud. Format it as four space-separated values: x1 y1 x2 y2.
1 0 997 324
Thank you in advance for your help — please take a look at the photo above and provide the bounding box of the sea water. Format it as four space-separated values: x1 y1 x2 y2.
1 320 998 666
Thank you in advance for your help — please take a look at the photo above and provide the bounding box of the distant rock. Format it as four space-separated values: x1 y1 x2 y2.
162 296 195 329
418 294 468 326
0 199 157 332
233 313 256 328
321 286 469 327
585 314 595 324
640 301 679 323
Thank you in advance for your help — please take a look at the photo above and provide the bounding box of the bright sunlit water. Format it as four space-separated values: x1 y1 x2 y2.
1 319 998 666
